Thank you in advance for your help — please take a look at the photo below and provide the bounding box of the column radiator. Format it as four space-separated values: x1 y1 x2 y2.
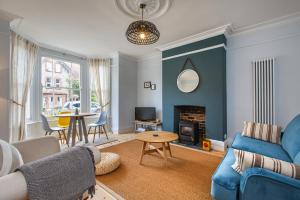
252 58 275 124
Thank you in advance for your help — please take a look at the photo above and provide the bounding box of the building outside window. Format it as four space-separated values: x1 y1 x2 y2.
41 57 81 116
55 79 60 88
45 77 51 87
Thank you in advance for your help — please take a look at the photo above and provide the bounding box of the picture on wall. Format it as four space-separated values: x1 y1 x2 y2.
151 84 156 90
144 81 151 88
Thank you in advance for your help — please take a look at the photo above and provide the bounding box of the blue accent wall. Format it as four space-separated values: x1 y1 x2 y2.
162 35 227 141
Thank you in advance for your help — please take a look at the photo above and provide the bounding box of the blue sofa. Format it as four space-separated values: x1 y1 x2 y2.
211 115 300 200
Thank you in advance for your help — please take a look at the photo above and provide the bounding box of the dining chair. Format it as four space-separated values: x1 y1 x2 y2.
57 111 71 128
40 114 68 145
87 111 109 143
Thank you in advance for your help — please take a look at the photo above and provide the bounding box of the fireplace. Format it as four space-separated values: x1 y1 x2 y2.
179 121 199 145
174 105 205 146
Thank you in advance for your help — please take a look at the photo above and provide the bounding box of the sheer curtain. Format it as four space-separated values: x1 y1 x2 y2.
10 31 39 142
88 58 111 131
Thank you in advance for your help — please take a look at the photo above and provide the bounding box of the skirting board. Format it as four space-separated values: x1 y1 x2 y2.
210 139 225 151
113 127 134 134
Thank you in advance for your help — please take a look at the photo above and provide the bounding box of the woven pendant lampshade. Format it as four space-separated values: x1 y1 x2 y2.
126 4 160 45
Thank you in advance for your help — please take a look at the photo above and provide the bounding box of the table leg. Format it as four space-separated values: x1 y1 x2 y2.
81 117 89 144
139 142 147 164
66 117 74 145
71 118 77 146
167 142 173 157
162 142 168 166
78 118 83 141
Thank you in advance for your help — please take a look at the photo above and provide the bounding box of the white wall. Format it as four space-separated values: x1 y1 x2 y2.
227 16 300 142
0 19 10 142
118 53 137 132
137 53 162 120
111 52 119 133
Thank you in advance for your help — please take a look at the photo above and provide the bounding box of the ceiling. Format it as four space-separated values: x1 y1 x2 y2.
1 0 300 58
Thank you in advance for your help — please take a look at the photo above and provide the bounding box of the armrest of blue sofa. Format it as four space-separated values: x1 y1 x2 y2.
240 168 300 200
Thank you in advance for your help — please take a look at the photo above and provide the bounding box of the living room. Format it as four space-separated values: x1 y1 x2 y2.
1 0 300 200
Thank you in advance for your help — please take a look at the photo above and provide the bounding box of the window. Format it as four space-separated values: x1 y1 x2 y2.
90 86 101 113
26 49 100 122
45 77 51 87
55 63 61 73
43 58 53 72
55 79 60 88
41 57 81 116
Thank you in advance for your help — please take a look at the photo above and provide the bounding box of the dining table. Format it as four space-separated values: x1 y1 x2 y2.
55 113 96 146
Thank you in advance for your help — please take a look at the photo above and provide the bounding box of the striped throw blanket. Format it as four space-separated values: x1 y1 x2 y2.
17 146 96 200
232 149 300 180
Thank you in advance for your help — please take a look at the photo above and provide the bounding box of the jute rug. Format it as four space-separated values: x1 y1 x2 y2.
96 140 222 200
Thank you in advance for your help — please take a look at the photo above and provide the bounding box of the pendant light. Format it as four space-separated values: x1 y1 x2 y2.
126 3 160 45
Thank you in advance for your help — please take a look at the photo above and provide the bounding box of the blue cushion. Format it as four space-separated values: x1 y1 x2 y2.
232 133 291 162
211 148 240 200
282 114 300 160
294 152 300 165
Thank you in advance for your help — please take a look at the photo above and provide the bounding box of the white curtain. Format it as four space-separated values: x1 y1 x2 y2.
88 58 111 130
10 32 39 142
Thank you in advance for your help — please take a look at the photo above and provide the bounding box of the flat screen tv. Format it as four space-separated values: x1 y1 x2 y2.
135 107 156 121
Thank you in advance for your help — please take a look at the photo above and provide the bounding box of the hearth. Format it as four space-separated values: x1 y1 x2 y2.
174 105 205 147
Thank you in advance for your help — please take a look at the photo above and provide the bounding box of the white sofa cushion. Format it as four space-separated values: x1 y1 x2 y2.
0 139 23 177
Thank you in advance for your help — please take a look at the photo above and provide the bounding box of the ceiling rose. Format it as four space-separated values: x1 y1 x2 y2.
115 0 172 19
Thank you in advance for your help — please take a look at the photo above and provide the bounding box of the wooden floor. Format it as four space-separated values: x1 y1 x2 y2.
97 139 222 200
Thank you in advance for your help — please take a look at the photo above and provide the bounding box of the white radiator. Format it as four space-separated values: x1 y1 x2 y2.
252 58 275 124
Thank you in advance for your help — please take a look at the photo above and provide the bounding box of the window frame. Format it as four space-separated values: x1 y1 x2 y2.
27 48 90 122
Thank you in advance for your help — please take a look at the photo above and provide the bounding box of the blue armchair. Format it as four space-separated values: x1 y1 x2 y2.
211 114 300 200
240 168 300 200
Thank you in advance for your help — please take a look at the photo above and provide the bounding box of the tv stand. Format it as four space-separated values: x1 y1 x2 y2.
134 120 162 133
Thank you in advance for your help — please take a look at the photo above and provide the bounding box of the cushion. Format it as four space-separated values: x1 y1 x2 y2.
232 149 300 180
0 139 23 177
85 145 101 164
95 152 120 175
282 114 300 160
242 121 281 144
232 133 291 162
211 148 241 195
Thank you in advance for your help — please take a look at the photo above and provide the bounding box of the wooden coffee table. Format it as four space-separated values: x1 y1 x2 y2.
136 131 178 166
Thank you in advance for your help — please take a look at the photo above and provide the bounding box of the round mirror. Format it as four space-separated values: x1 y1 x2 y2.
177 69 199 93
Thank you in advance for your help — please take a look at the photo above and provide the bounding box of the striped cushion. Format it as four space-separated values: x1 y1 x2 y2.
232 149 300 180
0 139 23 177
242 121 281 144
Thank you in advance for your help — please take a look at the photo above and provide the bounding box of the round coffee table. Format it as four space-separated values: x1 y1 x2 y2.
136 131 178 166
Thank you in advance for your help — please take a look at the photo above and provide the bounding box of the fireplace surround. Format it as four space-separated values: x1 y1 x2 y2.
174 105 205 146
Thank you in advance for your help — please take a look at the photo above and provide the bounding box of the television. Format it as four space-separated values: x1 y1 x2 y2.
135 107 156 121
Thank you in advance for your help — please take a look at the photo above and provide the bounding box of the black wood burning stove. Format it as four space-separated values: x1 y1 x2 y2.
178 121 199 145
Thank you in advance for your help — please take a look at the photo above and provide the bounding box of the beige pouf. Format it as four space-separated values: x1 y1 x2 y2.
96 152 121 175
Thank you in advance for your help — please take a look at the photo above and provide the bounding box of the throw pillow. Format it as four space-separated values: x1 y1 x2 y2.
242 121 281 144
0 139 24 177
232 149 300 180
